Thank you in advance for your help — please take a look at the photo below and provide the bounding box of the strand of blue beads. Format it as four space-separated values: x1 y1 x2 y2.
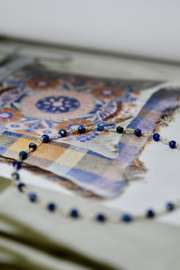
134 127 179 150
11 124 179 224
152 132 179 149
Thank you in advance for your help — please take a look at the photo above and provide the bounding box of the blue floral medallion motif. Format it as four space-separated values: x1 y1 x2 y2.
35 96 80 114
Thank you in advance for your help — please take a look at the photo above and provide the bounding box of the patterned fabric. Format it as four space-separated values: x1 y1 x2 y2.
0 68 160 159
0 88 179 197
0 69 153 143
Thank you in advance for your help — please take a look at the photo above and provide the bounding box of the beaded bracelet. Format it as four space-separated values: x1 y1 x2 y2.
11 122 180 223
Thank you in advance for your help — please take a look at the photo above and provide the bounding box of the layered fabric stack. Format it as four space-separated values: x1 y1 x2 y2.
0 65 163 197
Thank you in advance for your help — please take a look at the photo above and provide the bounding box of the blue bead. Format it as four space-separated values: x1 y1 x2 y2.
97 123 104 131
19 151 28 160
70 209 79 218
146 209 155 218
122 214 132 222
13 161 21 170
166 202 175 211
18 183 26 192
153 133 160 141
58 129 67 137
78 125 85 134
48 203 56 211
42 134 50 143
116 126 124 134
12 172 19 180
97 214 106 222
29 143 37 151
29 193 37 202
169 140 176 149
135 129 141 136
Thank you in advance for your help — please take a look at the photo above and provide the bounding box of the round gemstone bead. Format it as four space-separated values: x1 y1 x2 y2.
70 209 79 218
97 123 104 131
58 129 67 137
48 203 56 212
146 209 155 218
42 134 50 143
97 214 106 222
116 126 124 134
19 151 28 160
153 133 160 141
122 214 132 222
166 202 175 211
29 193 37 202
18 183 26 192
134 129 141 137
29 142 37 151
13 161 21 170
169 140 176 149
12 172 19 180
78 125 85 134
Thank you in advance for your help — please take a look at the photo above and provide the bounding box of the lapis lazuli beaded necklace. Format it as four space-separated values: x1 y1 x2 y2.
11 122 180 223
